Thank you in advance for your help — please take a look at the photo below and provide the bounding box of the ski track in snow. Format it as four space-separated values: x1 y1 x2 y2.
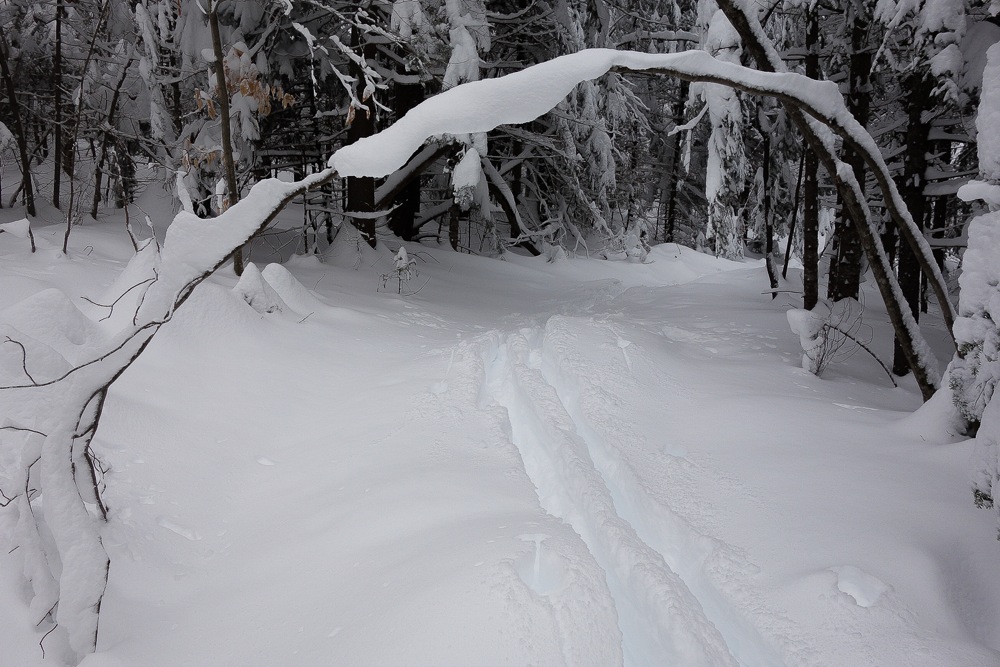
477 323 744 666
536 315 811 666
469 296 840 667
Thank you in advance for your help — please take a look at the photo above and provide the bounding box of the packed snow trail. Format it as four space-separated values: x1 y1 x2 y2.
479 328 738 666
534 315 799 666
4 228 1000 666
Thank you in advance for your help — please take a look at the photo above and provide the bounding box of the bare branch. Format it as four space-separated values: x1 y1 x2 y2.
2 337 37 385
824 322 899 388
0 320 164 391
80 277 158 322
0 424 47 438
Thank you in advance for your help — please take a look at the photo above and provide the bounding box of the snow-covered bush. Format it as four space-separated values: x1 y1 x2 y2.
787 299 886 381
380 247 419 294
949 209 1000 427
952 41 1000 519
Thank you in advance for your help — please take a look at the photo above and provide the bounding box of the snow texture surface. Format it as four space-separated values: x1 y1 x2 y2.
2 222 997 666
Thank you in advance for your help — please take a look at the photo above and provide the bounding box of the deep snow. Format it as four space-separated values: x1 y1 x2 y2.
1 218 999 666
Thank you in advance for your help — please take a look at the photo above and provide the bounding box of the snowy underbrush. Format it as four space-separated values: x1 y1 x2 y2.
1 219 998 666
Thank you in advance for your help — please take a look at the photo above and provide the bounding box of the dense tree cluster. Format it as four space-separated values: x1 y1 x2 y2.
0 0 992 271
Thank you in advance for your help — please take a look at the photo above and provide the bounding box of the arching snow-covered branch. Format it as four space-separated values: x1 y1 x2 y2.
331 45 945 397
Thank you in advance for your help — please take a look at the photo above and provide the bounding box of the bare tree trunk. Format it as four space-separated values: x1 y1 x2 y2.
664 80 689 243
346 23 377 248
0 24 36 218
388 55 423 241
53 0 64 209
802 11 820 311
828 12 869 302
449 203 461 251
61 0 113 254
892 73 933 375
91 58 133 219
209 2 244 274
782 151 805 279
763 135 778 297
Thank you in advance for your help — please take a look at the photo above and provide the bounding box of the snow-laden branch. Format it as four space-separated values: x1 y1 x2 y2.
330 44 948 398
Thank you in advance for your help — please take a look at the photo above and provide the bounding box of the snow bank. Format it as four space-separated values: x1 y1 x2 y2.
233 262 291 315
0 219 31 239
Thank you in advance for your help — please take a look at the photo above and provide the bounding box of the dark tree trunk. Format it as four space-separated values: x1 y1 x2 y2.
763 135 778 297
509 138 524 239
449 203 461 251
53 0 64 209
388 61 423 241
664 80 690 243
347 23 377 248
209 2 244 274
892 74 934 376
91 59 132 219
828 14 869 302
0 24 36 217
802 11 820 311
782 151 804 279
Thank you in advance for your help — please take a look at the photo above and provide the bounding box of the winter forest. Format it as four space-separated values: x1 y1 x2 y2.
2 0 1000 664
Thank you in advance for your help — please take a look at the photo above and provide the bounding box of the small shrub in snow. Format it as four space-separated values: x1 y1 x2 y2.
788 302 833 375
787 299 892 383
380 247 419 294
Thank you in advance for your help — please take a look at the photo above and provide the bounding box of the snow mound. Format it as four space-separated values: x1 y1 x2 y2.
0 288 105 363
0 324 74 388
0 219 31 239
169 282 273 340
323 225 393 270
891 371 967 441
830 566 889 607
260 263 322 313
233 263 291 315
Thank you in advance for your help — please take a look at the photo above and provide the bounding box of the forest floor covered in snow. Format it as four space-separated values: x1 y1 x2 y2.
1 209 999 666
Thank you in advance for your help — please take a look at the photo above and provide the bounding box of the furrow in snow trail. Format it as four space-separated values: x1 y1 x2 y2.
478 328 737 667
536 314 799 667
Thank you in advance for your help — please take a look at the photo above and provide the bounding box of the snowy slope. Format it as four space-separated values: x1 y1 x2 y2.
1 222 998 666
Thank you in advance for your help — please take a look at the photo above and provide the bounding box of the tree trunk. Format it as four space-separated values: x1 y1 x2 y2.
509 138 524 239
449 203 461 251
209 2 244 274
828 13 869 302
346 23 377 248
53 0 64 209
0 24 36 217
388 61 423 241
892 73 933 375
664 80 689 243
782 151 805 279
763 135 778 297
802 11 820 311
91 59 132 219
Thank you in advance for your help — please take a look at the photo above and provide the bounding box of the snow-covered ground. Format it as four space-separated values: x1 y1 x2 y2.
1 216 999 666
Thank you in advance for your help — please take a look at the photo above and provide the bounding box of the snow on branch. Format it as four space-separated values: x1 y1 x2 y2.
330 48 841 178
